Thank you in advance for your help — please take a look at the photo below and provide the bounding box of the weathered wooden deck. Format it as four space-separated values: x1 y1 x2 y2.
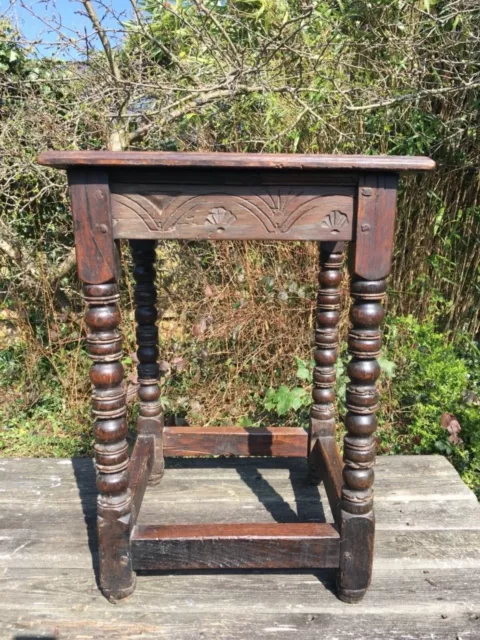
0 455 479 639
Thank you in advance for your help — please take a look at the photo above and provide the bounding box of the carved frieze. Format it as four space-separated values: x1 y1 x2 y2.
110 184 354 241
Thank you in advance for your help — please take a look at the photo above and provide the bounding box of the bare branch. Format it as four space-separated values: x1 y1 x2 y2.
80 0 122 83
344 81 480 112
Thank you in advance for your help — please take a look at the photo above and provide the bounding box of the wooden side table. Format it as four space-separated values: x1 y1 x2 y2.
38 151 434 604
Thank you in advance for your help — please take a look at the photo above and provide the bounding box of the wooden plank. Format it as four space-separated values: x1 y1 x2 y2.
128 436 153 523
3 612 478 640
3 528 480 569
0 456 477 636
110 184 354 241
0 457 477 533
1 453 479 531
0 568 478 639
131 522 340 570
0 456 476 505
2 612 479 640
0 453 464 478
37 151 436 172
2 491 480 532
0 456 479 640
139 476 475 505
2 566 480 610
163 426 307 457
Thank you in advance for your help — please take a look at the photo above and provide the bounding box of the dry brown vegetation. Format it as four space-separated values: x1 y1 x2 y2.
0 1 478 472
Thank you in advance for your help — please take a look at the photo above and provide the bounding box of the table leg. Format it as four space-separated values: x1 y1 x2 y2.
337 174 397 602
84 281 135 601
130 240 164 485
308 241 344 484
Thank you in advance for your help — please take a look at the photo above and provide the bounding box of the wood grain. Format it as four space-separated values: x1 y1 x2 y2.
128 436 153 525
36 148 439 607
131 522 340 570
353 174 398 280
1 455 479 640
315 438 344 524
110 184 354 241
38 150 436 172
67 169 116 284
130 239 165 484
2 456 477 532
308 242 344 484
83 280 135 601
163 426 307 457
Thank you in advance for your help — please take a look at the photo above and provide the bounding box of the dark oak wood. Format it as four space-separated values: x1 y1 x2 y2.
129 436 153 526
131 522 340 571
68 169 117 284
130 240 165 484
337 185 396 601
354 174 399 280
109 168 360 186
163 426 308 457
337 275 386 603
314 438 344 525
38 150 435 172
308 241 344 483
111 183 354 241
38 149 435 605
83 280 135 602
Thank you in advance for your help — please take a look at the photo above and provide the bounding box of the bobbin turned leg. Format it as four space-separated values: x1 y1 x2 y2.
130 240 164 485
308 241 344 485
337 174 398 603
84 282 136 602
337 276 385 603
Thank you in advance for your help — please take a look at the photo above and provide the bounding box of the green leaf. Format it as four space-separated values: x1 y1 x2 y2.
275 385 294 415
289 386 309 411
295 356 311 382
263 385 309 416
378 355 396 378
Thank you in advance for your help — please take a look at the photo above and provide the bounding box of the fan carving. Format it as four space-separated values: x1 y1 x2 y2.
321 210 349 234
205 208 236 230
110 185 354 240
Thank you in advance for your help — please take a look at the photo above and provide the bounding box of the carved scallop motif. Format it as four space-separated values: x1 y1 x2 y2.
321 210 349 234
111 184 354 240
205 207 237 229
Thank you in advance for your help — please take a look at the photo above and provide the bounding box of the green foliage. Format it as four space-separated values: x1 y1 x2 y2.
253 316 480 496
0 339 92 457
0 3 479 503
382 316 480 495
263 385 310 416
